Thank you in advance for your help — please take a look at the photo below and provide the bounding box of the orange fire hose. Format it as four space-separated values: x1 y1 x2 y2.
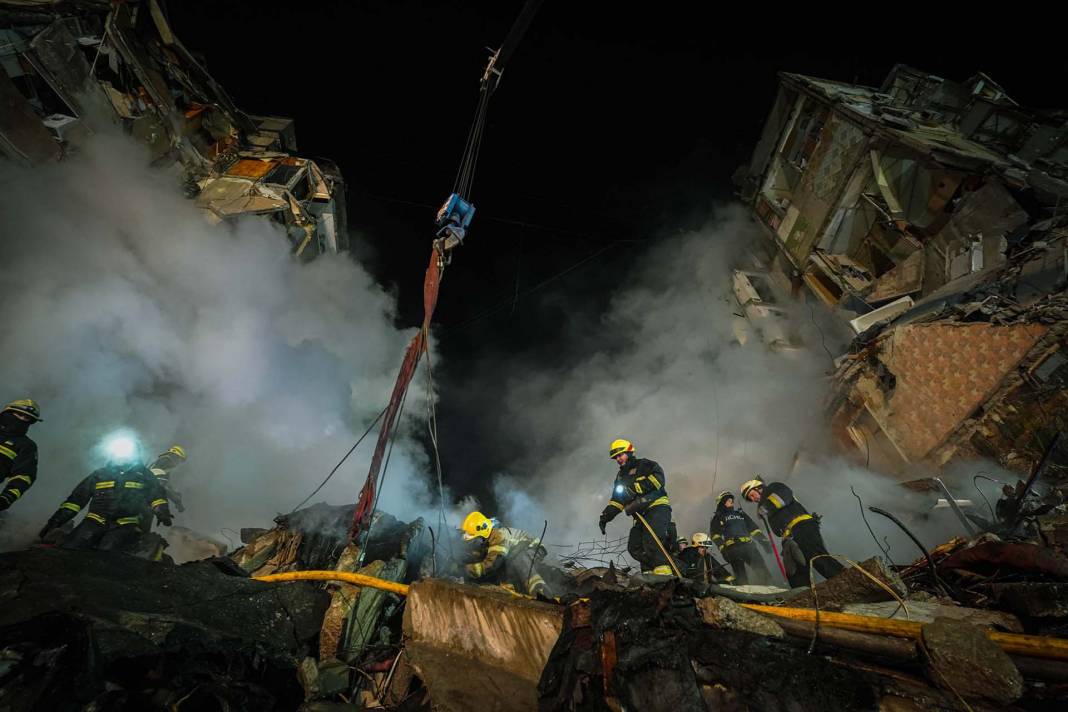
253 570 410 596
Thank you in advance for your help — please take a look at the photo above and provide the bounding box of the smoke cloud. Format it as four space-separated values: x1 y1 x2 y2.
484 206 1002 571
0 132 441 554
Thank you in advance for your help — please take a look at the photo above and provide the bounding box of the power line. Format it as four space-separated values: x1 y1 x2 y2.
290 405 389 513
447 242 621 332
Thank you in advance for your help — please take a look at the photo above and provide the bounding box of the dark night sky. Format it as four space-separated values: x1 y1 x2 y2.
169 2 1068 506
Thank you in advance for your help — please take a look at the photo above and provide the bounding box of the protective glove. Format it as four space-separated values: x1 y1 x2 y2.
38 520 56 540
156 511 173 527
598 514 608 535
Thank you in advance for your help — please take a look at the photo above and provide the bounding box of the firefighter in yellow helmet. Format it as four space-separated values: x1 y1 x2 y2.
140 445 188 530
460 511 551 597
599 438 675 576
0 399 42 514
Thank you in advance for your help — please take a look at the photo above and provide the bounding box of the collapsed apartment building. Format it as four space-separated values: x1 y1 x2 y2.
0 0 347 258
737 65 1068 480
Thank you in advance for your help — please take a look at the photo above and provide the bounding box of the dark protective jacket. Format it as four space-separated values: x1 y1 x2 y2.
678 546 727 583
601 457 669 523
0 418 38 508
140 453 185 528
709 503 766 552
756 481 813 538
148 452 184 505
48 463 171 530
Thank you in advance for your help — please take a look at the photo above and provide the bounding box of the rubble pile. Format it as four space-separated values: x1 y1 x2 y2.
4 497 1068 710
540 562 1068 712
0 548 328 710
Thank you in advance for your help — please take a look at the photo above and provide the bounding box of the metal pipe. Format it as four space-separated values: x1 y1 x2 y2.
932 477 977 537
740 604 1068 662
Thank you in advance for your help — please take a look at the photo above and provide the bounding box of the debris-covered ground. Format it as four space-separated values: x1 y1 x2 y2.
4 3 1068 712
4 494 1068 711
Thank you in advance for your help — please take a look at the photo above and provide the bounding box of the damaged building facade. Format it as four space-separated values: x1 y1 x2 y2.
739 65 1068 479
0 0 347 258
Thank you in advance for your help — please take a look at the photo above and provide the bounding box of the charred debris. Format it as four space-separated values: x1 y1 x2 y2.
3 4 1068 712
3 491 1068 710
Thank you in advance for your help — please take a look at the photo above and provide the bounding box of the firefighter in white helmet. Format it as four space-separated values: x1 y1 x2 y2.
679 532 731 584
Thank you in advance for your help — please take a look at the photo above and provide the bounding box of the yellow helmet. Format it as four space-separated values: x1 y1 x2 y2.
460 511 494 541
691 532 711 547
740 478 764 499
3 399 42 422
168 445 187 460
608 438 634 459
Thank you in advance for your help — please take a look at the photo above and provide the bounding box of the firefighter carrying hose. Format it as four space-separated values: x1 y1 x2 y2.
598 438 675 576
39 435 172 555
741 477 844 587
0 399 42 514
460 511 551 597
709 490 772 585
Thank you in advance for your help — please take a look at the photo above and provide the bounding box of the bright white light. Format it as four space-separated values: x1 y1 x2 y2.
614 485 625 495
103 432 139 462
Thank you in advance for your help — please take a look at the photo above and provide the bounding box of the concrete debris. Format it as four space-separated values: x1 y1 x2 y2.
921 617 1024 705
0 547 328 709
694 596 786 637
786 556 907 609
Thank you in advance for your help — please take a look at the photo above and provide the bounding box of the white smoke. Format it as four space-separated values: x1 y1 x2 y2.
487 206 999 572
0 132 441 552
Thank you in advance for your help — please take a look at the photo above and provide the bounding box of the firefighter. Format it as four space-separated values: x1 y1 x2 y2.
741 477 844 587
679 532 731 584
598 438 675 576
460 511 551 597
0 399 42 513
709 490 772 585
39 443 173 556
141 445 187 530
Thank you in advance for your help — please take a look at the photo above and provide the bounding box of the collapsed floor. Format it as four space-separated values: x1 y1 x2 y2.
2 500 1068 711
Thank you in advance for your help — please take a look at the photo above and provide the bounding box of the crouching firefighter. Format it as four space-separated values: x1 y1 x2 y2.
741 478 844 587
598 438 676 576
40 458 173 557
680 533 731 584
710 490 772 585
460 511 552 597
